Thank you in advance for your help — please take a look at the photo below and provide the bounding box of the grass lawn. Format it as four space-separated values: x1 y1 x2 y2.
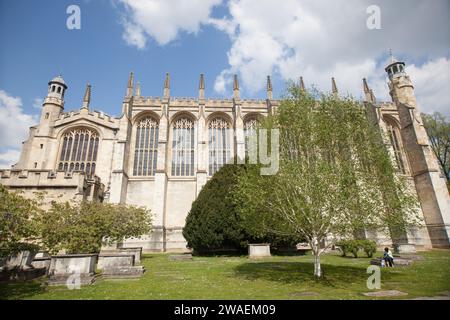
1 250 449 300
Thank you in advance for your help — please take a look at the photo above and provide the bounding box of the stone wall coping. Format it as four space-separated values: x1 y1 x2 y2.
248 243 271 246
99 253 135 258
51 254 99 258
33 257 51 261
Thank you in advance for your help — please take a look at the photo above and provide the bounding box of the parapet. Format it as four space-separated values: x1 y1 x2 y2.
0 169 86 190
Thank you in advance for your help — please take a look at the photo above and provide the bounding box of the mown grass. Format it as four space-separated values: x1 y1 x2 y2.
0 250 449 300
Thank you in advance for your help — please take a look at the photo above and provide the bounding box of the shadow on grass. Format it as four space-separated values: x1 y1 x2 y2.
233 261 392 288
0 279 47 300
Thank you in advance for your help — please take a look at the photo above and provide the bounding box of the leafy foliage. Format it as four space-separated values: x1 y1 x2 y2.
421 112 449 184
0 186 42 257
336 240 377 258
234 84 421 277
39 201 152 254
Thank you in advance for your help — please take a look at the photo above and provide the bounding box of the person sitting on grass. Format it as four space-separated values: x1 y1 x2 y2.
383 247 394 267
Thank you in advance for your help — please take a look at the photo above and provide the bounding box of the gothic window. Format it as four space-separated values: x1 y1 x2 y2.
171 117 195 176
386 121 406 174
58 127 99 176
208 117 231 176
133 117 159 176
244 117 259 157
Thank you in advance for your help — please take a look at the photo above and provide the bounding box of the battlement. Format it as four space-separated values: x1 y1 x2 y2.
58 109 116 123
378 101 396 109
43 96 64 107
0 169 88 190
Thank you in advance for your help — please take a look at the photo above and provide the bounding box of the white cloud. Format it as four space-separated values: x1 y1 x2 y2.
210 0 450 101
32 97 43 109
119 0 222 47
0 149 21 169
0 90 38 168
407 58 450 116
115 0 450 116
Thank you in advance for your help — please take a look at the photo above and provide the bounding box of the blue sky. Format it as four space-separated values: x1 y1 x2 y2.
0 0 245 116
0 0 449 167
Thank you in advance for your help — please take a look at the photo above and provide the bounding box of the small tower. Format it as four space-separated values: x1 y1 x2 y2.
233 74 240 100
299 76 306 92
266 76 273 100
387 57 450 249
163 73 170 100
331 77 338 95
81 83 91 113
126 72 134 98
135 81 141 97
199 73 205 101
39 75 67 135
385 51 406 81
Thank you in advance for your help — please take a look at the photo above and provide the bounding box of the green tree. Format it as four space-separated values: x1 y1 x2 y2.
0 186 42 257
39 201 152 254
421 112 449 182
235 85 421 278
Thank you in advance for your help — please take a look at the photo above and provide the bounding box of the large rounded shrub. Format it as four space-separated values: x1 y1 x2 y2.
183 163 303 254
183 163 252 253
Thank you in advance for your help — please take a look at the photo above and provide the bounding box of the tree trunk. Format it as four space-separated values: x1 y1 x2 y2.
314 253 321 278
311 237 322 278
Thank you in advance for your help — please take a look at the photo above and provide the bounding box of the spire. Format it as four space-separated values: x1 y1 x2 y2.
233 74 240 100
385 49 406 79
126 72 134 97
389 48 396 64
362 78 375 103
363 78 370 94
369 89 376 103
136 81 141 97
299 76 305 91
163 73 170 99
199 74 205 100
266 75 273 100
81 83 91 110
331 77 338 95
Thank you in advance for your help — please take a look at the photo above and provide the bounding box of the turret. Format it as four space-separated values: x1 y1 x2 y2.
386 56 450 249
39 75 67 135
